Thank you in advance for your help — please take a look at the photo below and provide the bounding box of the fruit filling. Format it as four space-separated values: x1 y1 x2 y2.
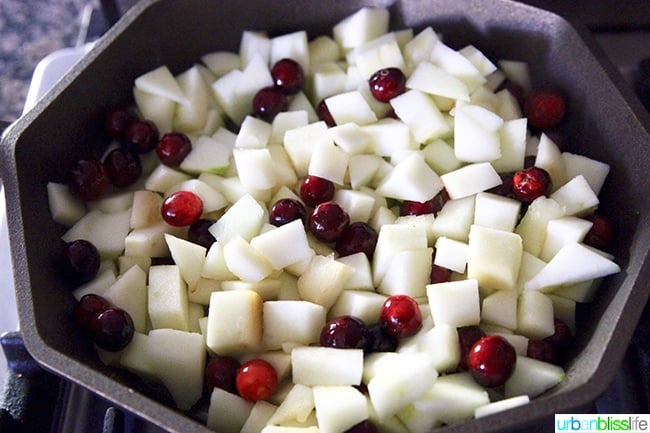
46 6 623 433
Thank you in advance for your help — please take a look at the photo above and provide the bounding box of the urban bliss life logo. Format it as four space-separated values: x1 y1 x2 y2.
555 414 650 432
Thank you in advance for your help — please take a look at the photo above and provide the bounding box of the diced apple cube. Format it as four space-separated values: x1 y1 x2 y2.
207 290 263 356
426 279 480 327
390 90 451 143
467 225 523 291
353 32 405 79
337 253 374 291
431 41 486 92
62 208 131 260
421 139 462 175
292 347 363 386
144 164 192 193
375 153 444 203
562 152 610 195
308 62 347 103
540 216 593 262
130 190 163 229
223 236 273 282
297 255 353 310
378 248 432 298
515 196 565 257
241 400 278 433
270 30 309 74
332 7 390 50
250 220 312 270
504 356 565 398
148 265 190 331
235 115 273 149
283 121 331 177
202 51 241 77
433 237 468 274
406 61 470 102
209 193 266 244
268 383 314 426
134 65 189 105
103 265 148 333
328 290 386 325
498 60 532 92
164 233 206 289
308 140 349 185
481 289 518 330
415 324 461 373
124 220 185 259
221 278 280 301
439 162 502 200
549 175 599 217
473 192 521 232
263 300 326 350
453 104 503 162
313 385 369 433
133 87 175 134
362 118 417 158
207 386 254 433
431 195 476 242
516 290 555 339
535 133 568 190
325 90 378 126
47 182 86 227
373 223 428 286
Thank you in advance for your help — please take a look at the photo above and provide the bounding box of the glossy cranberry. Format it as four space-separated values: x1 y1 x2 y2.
457 325 486 370
125 119 159 153
74 294 111 329
430 263 451 284
156 132 192 167
583 214 614 249
524 88 567 130
161 190 203 227
252 86 288 122
205 355 241 394
68 158 111 201
105 108 136 140
544 318 573 349
269 198 306 227
236 359 278 402
320 316 367 349
61 239 101 286
364 323 398 353
103 147 142 188
369 67 407 103
467 335 517 388
527 339 561 365
511 166 551 203
90 307 135 352
300 175 335 207
317 99 336 127
335 222 378 259
188 218 216 248
308 201 350 243
400 199 437 216
271 58 305 95
344 420 379 433
379 295 423 339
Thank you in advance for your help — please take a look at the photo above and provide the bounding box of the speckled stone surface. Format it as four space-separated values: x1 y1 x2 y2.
0 0 92 122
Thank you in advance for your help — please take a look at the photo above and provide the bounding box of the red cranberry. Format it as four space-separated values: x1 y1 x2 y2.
467 335 517 388
271 58 304 95
524 88 567 130
400 199 437 216
61 239 101 286
457 325 486 370
125 119 159 153
205 355 241 394
511 166 551 203
364 323 398 353
430 263 451 284
300 175 335 207
103 147 142 188
105 108 136 140
156 132 192 167
269 198 307 227
89 307 135 352
236 359 278 402
74 294 111 329
161 190 203 227
68 158 111 201
369 67 407 103
188 218 216 248
335 222 378 259
344 420 379 433
379 295 423 339
308 201 350 243
320 316 367 349
317 99 336 127
252 86 288 122
583 214 614 249
544 318 573 349
527 339 561 365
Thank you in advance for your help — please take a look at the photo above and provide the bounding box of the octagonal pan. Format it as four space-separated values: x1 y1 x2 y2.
1 0 650 432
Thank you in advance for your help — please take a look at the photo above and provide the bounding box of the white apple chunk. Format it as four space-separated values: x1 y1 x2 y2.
174 65 212 134
308 62 347 103
473 192 521 232
148 265 190 331
372 223 428 286
235 115 273 149
297 255 353 310
211 70 249 126
87 189 133 214
467 224 523 292
313 385 369 433
431 195 476 242
562 152 610 195
430 41 486 92
117 256 150 275
130 190 163 229
439 162 502 200
241 401 279 433
270 111 309 146
481 289 518 330
328 290 386 324
395 213 436 246
223 236 273 282
144 164 192 194
206 290 263 356
123 220 185 259
426 279 481 327
308 35 341 65
233 148 277 191
389 90 451 143
495 89 523 121
547 293 577 334
102 265 148 333
353 32 405 79
308 140 349 185
414 324 461 373
239 30 270 67
514 196 565 257
283 121 331 177
535 133 567 190
166 178 228 214
268 383 314 426
250 220 312 270
207 386 255 433
221 278 280 301
291 347 363 386
134 65 189 105
46 182 86 227
378 247 432 298
202 51 241 77
133 87 175 134
164 233 206 289
332 7 390 51
209 193 266 244
524 242 620 292
188 278 220 306
324 90 378 126
433 237 468 274
421 139 463 175
396 402 441 433
327 122 370 156
413 372 490 425
549 175 599 217
263 300 326 350
337 253 374 290
553 279 600 303
406 61 470 102
498 59 532 92
118 332 158 382
333 189 376 224
362 118 416 158
146 328 205 411
453 104 503 163
540 216 593 262
270 30 309 74
366 351 438 420
62 208 131 260
504 356 565 398
374 153 444 203
201 241 236 280
179 135 231 175
516 290 555 339
403 27 438 69
474 395 530 419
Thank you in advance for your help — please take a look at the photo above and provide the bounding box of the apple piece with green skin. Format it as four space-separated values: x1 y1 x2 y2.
291 347 363 386
206 290 263 356
313 385 369 433
146 328 206 411
179 135 232 175
262 300 326 350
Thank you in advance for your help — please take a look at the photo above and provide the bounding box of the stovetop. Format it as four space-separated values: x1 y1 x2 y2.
0 1 649 432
